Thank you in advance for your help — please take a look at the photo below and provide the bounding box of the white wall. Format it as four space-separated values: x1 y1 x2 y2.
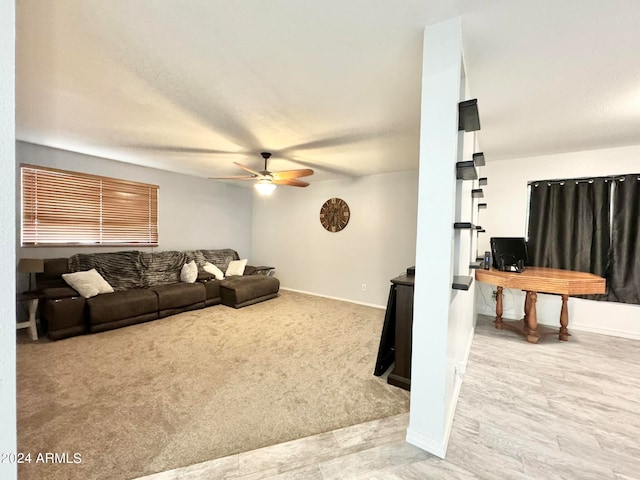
407 17 477 459
0 2 17 479
15 142 254 269
477 145 640 339
251 170 418 307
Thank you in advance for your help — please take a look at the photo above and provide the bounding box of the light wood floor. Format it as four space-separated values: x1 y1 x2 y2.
137 314 640 480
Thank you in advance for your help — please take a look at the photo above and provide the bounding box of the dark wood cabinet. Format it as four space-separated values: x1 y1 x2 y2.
387 273 414 390
374 271 414 391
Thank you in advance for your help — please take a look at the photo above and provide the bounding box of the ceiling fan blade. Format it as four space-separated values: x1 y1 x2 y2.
273 178 310 187
233 162 263 177
208 175 256 180
271 169 314 181
127 144 248 155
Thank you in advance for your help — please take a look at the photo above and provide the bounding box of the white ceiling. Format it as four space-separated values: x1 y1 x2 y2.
15 1 640 184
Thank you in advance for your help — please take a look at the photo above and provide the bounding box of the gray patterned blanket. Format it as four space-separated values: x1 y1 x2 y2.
69 251 144 291
68 248 241 289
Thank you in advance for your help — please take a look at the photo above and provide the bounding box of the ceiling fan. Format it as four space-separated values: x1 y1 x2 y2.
209 152 314 195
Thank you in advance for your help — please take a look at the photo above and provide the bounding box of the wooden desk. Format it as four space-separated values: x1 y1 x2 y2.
475 267 606 343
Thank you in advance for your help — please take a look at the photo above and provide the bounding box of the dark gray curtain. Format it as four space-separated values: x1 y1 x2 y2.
527 178 610 278
608 175 640 304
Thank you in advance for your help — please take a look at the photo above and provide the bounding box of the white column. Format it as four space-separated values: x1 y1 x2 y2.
407 17 463 458
0 1 17 479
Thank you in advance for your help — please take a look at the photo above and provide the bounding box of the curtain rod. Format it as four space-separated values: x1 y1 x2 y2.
528 173 639 186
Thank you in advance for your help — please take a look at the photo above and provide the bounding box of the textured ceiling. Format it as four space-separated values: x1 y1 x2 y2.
15 1 640 184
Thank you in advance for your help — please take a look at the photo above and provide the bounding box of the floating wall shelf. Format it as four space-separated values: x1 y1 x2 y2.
454 222 476 229
478 203 487 209
472 188 484 198
452 275 473 291
456 161 478 180
479 177 488 186
473 152 485 166
458 99 480 132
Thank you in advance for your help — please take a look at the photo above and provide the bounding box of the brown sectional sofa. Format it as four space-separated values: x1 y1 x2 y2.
37 248 279 340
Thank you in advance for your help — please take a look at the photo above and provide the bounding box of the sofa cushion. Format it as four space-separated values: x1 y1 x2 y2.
86 289 158 325
202 279 221 302
37 258 71 290
226 259 247 277
203 262 225 280
243 265 258 275
42 287 81 299
180 261 198 283
152 283 206 310
197 271 215 282
220 276 280 308
43 295 87 340
62 269 114 298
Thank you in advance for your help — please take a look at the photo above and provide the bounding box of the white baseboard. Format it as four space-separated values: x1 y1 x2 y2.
280 287 386 310
539 320 640 341
476 286 640 341
442 326 475 451
487 313 640 341
406 427 446 459
406 326 475 459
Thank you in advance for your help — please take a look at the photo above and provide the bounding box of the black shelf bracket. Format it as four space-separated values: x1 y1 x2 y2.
479 177 488 186
472 188 484 198
478 202 487 209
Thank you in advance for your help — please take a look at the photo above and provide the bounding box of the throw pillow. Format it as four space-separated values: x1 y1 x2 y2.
226 259 248 277
180 260 198 283
203 262 225 280
62 269 114 298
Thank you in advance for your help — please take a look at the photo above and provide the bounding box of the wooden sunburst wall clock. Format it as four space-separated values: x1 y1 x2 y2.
319 197 350 232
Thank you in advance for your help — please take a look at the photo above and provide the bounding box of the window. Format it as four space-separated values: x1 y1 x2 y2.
21 165 159 246
527 174 640 304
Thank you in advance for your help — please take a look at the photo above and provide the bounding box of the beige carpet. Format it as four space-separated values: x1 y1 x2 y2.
17 290 409 480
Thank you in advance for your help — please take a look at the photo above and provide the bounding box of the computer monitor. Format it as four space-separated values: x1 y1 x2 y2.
490 237 529 272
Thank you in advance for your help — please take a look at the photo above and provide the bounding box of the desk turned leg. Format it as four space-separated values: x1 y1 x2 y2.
523 291 532 331
494 286 503 329
526 292 539 343
559 294 570 341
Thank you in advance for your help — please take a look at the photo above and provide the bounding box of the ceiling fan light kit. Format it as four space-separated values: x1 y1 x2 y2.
255 178 276 195
209 151 314 195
